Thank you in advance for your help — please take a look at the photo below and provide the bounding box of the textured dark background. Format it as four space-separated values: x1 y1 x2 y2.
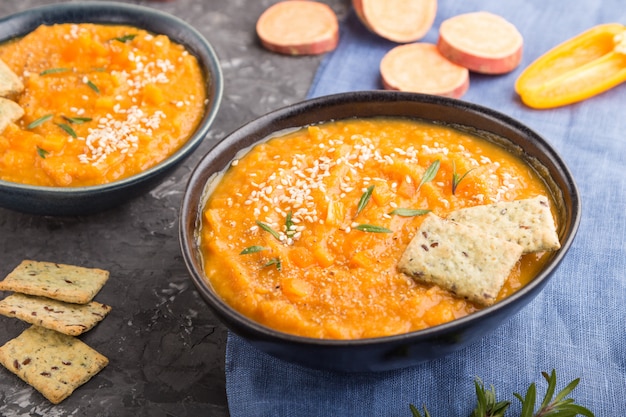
0 1 347 415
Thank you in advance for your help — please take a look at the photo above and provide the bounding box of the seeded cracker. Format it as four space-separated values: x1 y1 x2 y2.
0 293 112 336
398 214 523 307
0 58 24 97
0 260 109 304
0 97 24 134
447 196 561 253
0 325 108 404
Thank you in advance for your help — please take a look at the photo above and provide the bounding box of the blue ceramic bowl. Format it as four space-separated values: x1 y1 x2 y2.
0 2 223 216
180 91 581 372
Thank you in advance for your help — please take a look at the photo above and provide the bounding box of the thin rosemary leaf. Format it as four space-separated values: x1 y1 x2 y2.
553 376 581 404
389 208 431 217
256 220 281 241
39 67 70 76
62 115 92 124
353 224 392 233
55 123 77 138
285 211 295 238
263 257 282 271
239 246 268 255
452 161 476 195
355 185 374 218
516 382 537 417
540 369 557 409
36 147 49 159
27 114 53 129
85 78 100 93
112 34 137 43
417 159 440 192
409 404 431 417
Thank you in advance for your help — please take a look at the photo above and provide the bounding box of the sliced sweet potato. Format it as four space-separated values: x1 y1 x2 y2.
353 0 437 43
437 12 523 74
380 43 469 98
256 1 339 56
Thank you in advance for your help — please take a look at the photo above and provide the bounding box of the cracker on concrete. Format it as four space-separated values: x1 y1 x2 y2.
0 293 111 336
0 58 24 97
0 325 108 404
0 97 24 133
0 260 109 304
447 195 561 253
398 214 523 307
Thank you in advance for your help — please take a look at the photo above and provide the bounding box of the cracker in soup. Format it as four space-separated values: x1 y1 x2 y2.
398 214 524 307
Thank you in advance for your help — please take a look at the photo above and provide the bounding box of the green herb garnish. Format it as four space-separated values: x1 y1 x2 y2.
39 67 70 76
27 114 53 129
263 257 282 271
55 123 77 138
452 161 476 195
240 246 269 255
285 211 296 238
417 159 440 192
409 370 593 417
256 220 282 241
389 208 431 217
353 224 392 233
355 185 375 218
85 78 100 93
112 34 137 43
36 147 49 159
62 116 92 124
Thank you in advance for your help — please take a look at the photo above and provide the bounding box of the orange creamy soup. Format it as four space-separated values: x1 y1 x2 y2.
0 23 206 187
200 118 557 339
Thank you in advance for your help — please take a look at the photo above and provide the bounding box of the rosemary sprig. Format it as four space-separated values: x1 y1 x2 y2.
239 246 268 255
285 211 296 238
36 147 49 159
410 404 432 417
112 34 137 43
452 161 476 195
84 78 100 93
353 224 392 233
355 185 375 218
417 159 440 192
55 123 77 138
471 379 510 417
263 257 282 271
39 67 70 76
256 220 281 241
62 115 92 124
515 370 594 417
389 208 431 217
27 114 53 129
409 370 593 417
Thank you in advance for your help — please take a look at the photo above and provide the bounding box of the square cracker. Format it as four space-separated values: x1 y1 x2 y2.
0 325 108 404
0 97 24 133
0 260 109 304
447 196 561 253
0 58 24 97
0 293 112 336
398 214 523 307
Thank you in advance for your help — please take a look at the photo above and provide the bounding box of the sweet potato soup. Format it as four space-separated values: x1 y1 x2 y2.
199 118 558 339
0 23 206 187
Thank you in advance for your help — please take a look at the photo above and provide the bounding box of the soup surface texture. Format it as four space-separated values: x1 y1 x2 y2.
200 118 557 339
0 23 206 187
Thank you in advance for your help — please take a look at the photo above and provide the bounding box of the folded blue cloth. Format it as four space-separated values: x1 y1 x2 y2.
227 1 626 415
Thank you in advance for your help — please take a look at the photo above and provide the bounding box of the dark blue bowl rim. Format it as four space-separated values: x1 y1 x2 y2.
0 1 224 194
181 90 582 348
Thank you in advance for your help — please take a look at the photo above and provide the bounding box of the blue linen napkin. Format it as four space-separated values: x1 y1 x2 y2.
227 1 626 415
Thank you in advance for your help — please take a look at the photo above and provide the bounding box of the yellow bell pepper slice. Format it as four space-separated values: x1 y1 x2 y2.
515 23 626 109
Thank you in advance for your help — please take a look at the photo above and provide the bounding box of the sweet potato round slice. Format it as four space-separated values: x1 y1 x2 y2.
437 12 523 74
256 1 339 55
353 0 437 43
380 43 469 98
